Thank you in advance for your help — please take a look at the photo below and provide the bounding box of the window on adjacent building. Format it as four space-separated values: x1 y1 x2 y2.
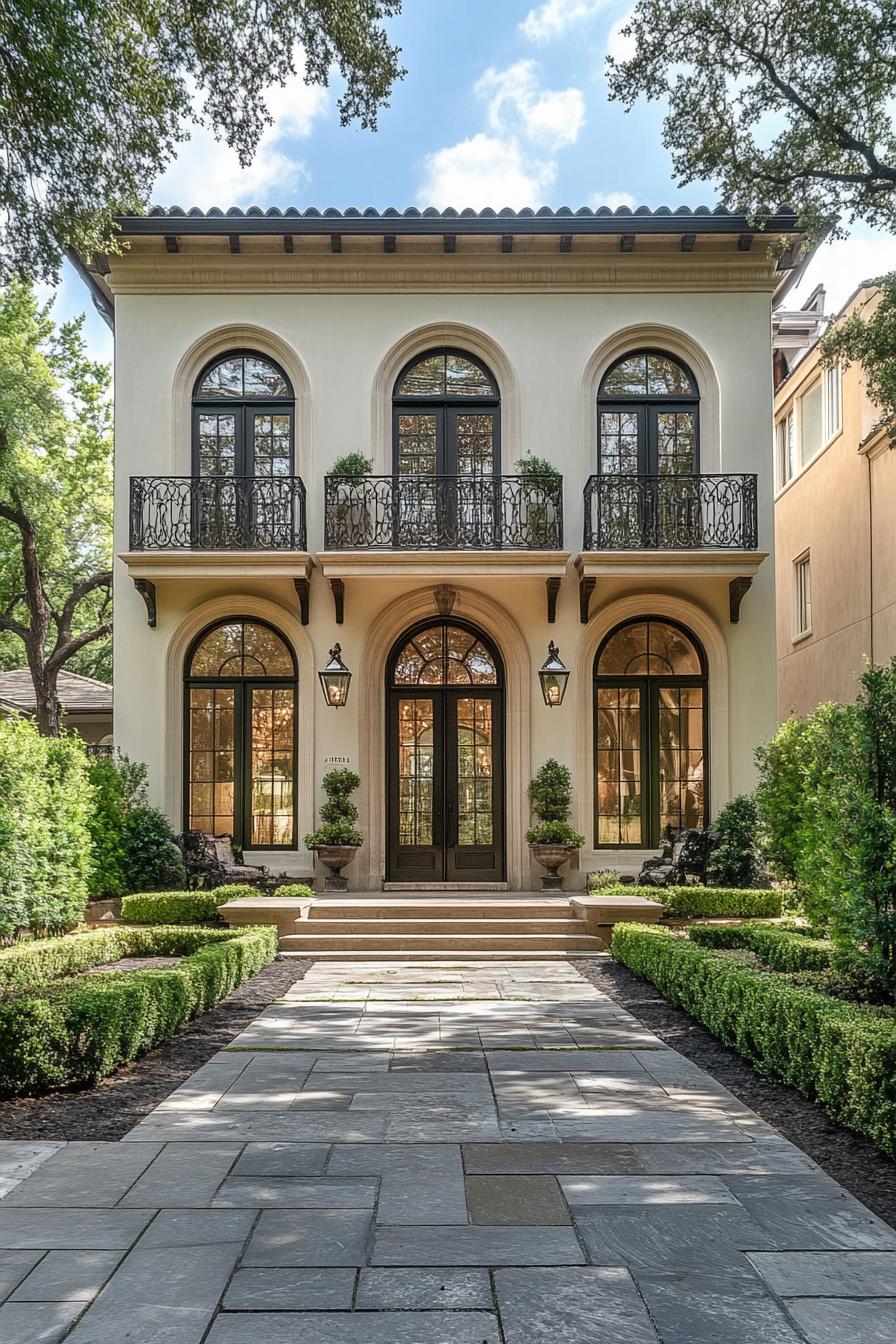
822 363 842 441
799 380 823 464
794 552 812 638
776 408 796 485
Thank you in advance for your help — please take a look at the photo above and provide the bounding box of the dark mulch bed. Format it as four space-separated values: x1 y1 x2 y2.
0 956 310 1142
574 956 896 1230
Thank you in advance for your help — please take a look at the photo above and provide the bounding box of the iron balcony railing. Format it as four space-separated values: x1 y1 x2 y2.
129 476 307 551
324 473 564 550
583 473 758 551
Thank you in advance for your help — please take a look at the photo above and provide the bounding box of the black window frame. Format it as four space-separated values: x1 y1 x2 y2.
597 349 700 477
391 347 501 477
192 349 296 479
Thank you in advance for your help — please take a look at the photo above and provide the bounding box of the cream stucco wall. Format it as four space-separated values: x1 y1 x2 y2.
112 279 777 888
774 286 895 720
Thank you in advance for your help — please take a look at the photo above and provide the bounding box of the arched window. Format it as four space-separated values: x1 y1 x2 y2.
597 350 698 478
192 351 294 479
595 618 706 848
392 348 499 477
185 618 297 849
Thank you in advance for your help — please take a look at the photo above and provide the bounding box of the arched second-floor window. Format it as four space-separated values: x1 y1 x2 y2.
392 348 499 477
597 350 698 479
193 351 294 479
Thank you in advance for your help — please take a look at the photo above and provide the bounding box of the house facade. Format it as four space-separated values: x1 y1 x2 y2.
79 206 799 889
773 283 894 719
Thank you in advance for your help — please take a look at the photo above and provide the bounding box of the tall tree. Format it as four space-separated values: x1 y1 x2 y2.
0 1 404 280
0 284 113 734
607 0 896 431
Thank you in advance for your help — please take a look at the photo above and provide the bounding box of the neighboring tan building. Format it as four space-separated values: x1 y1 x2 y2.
773 283 894 719
0 668 113 746
75 204 801 888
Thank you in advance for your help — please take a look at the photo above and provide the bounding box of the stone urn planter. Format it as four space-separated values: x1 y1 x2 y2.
311 843 360 892
529 841 579 891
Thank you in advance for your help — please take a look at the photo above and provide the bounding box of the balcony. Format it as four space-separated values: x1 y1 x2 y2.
323 473 564 551
583 473 758 552
577 473 765 625
129 475 307 552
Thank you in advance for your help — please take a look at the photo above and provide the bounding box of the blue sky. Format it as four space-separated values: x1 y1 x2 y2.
54 0 896 363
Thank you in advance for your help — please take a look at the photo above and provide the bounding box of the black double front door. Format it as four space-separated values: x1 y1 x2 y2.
387 687 504 883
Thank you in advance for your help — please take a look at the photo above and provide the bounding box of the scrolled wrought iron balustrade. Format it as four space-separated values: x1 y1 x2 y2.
324 473 564 550
583 473 758 550
129 476 307 551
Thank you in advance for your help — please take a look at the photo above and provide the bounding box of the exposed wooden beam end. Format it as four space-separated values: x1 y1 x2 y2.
443 233 456 253
164 235 179 253
331 234 342 253
680 232 696 252
559 234 573 253
501 234 513 254
619 234 635 253
283 234 294 253
383 233 396 253
738 233 754 252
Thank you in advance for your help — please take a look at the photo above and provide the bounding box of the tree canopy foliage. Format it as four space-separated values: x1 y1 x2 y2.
0 1 404 279
0 283 113 729
607 1 896 243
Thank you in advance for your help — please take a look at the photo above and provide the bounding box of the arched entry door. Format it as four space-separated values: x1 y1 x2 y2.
595 618 706 848
185 618 297 849
387 620 505 883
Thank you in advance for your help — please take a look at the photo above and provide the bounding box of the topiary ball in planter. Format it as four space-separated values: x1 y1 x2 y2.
526 759 584 890
304 769 363 891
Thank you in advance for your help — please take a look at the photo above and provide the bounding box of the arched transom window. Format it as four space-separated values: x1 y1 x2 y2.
393 348 499 477
597 350 698 478
595 618 706 848
391 623 501 686
186 618 296 849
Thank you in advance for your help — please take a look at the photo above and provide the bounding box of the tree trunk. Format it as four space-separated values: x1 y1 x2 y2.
27 651 60 736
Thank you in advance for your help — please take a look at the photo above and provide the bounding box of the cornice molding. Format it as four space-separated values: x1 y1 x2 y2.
106 260 782 295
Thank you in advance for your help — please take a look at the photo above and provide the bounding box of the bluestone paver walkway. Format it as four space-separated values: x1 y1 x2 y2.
2 958 895 1342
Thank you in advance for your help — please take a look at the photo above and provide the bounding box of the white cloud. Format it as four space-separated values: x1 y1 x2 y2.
589 190 636 210
417 60 583 210
788 231 896 315
520 0 610 43
606 11 636 63
477 61 585 149
417 134 556 211
152 64 329 209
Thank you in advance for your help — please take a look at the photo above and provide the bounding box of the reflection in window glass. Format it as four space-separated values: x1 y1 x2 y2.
190 621 294 678
198 354 289 399
598 620 702 676
397 351 496 398
392 624 499 686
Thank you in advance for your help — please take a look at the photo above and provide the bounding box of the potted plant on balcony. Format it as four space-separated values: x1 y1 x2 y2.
304 768 363 890
329 452 373 546
516 454 561 547
526 758 584 889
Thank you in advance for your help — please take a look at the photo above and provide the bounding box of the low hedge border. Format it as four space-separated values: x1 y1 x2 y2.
610 922 896 1158
599 885 782 919
120 890 225 925
689 921 833 972
0 924 278 1097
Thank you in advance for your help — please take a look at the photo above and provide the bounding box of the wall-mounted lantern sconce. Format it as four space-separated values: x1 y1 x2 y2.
538 641 569 708
319 644 352 707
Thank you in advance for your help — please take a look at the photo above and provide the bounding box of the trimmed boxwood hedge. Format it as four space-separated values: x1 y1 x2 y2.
689 921 833 972
120 890 225 925
602 885 782 919
0 924 277 1097
0 928 125 993
610 922 896 1157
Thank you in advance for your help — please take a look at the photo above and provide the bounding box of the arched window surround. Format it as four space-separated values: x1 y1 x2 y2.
171 325 311 479
580 325 721 476
371 323 519 474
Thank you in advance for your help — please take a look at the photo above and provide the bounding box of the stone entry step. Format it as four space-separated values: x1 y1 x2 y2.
280 931 603 953
279 948 605 959
308 899 572 921
300 917 590 935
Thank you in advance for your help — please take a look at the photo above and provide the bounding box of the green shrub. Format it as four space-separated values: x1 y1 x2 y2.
585 870 625 892
0 928 124 992
688 921 833 972
121 890 222 925
705 794 766 888
86 758 129 898
124 806 186 893
330 451 372 478
596 885 781 918
0 924 277 1096
207 884 260 902
526 758 585 848
0 718 92 939
274 883 315 900
610 922 896 1158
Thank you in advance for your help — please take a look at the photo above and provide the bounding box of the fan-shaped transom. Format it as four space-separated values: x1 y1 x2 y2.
597 619 703 678
395 349 498 400
600 351 697 399
391 622 501 686
189 619 295 679
195 353 292 400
